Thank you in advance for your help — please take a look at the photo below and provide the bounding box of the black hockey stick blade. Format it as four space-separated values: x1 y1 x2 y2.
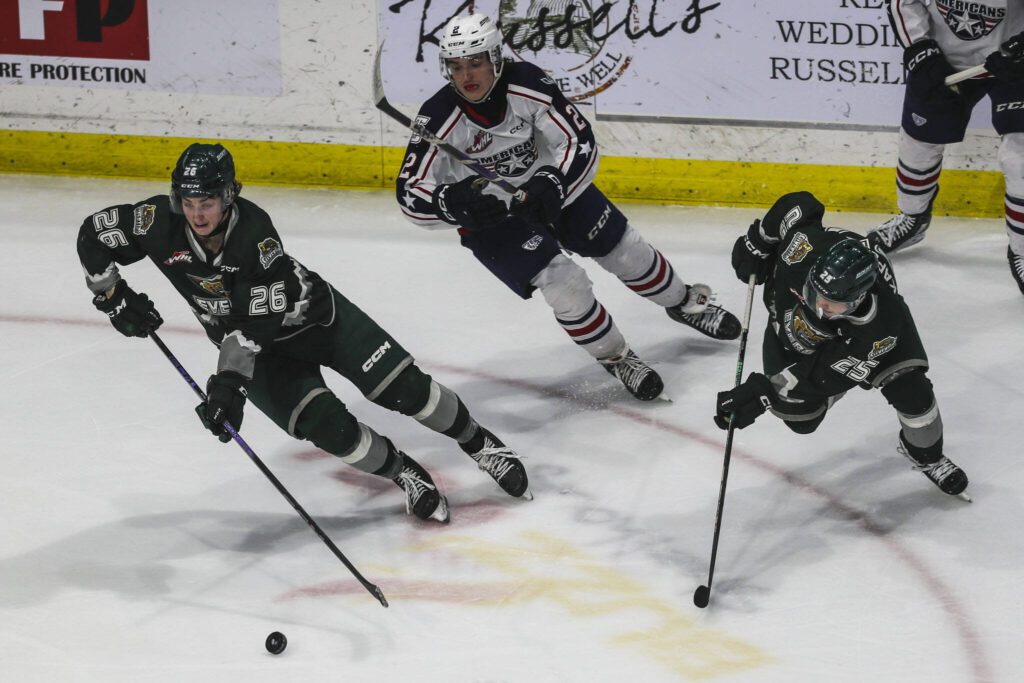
693 585 710 608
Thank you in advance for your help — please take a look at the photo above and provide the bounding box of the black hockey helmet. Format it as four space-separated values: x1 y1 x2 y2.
802 238 877 319
170 143 241 213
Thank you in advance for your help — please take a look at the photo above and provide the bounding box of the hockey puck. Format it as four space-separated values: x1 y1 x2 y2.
265 631 287 655
693 585 710 609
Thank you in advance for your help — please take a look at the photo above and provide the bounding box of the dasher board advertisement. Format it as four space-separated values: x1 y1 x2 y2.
0 0 282 95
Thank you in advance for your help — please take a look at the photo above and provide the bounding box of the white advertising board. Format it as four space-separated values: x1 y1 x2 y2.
378 0 914 126
0 0 282 96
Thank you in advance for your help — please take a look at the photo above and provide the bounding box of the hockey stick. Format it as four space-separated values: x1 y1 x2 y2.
371 43 527 202
693 273 758 609
944 64 986 86
149 331 389 608
944 35 1022 86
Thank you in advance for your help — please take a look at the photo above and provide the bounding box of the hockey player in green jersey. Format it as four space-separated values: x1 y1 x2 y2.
77 142 530 522
716 191 968 498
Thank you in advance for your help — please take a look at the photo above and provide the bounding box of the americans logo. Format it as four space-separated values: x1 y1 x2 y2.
936 0 1005 41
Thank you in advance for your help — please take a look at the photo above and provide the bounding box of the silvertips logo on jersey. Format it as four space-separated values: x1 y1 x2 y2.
257 238 283 269
132 204 156 235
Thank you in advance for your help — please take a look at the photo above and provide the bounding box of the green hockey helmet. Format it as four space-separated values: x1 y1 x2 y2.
170 143 240 213
803 238 877 319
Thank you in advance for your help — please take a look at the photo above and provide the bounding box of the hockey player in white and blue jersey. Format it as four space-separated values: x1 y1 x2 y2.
870 0 1024 295
396 13 740 402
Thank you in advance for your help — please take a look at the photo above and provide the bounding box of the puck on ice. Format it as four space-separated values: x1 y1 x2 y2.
265 631 287 655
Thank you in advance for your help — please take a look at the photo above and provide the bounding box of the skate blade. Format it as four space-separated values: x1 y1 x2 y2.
520 487 535 501
429 495 451 523
655 391 673 403
957 491 972 503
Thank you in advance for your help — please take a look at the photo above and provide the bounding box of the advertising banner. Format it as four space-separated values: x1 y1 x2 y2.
377 0 929 127
0 0 281 95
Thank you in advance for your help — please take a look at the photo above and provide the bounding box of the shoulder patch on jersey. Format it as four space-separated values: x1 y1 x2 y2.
257 237 283 269
411 115 430 144
132 204 157 235
522 234 544 251
868 335 897 360
782 232 813 264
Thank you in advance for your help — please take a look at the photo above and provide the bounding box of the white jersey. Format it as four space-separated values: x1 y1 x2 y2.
889 0 1024 70
396 61 599 230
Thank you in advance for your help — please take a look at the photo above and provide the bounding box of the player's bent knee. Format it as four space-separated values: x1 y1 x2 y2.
880 369 934 415
373 364 432 416
295 392 360 455
534 256 595 317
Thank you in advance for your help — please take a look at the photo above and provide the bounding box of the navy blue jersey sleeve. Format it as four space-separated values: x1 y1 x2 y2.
506 62 598 197
395 88 463 229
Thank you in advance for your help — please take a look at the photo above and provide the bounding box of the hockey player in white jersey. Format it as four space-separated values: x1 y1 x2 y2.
870 0 1024 295
395 13 741 402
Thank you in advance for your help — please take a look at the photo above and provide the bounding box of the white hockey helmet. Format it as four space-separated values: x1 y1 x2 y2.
438 13 505 86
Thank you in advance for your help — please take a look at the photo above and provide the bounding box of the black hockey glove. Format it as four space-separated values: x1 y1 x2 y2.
92 279 163 338
714 372 774 430
196 371 247 443
432 176 508 231
510 166 566 227
903 39 956 103
731 219 774 284
985 32 1024 83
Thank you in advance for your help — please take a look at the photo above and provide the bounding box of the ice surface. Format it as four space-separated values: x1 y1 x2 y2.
1 175 1021 682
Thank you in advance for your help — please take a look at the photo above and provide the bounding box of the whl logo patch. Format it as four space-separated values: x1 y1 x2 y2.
163 250 192 266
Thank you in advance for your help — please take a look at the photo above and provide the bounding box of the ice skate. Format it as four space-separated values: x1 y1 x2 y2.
898 435 970 501
1008 246 1024 295
867 209 931 253
461 427 532 499
665 284 741 340
599 348 665 401
393 452 450 522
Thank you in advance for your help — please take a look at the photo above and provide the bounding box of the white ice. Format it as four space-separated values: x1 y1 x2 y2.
1 175 1022 682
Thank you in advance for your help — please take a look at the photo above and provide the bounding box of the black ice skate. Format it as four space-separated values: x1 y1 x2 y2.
393 452 450 522
898 434 970 500
599 348 665 401
1008 246 1024 295
868 209 931 253
461 427 532 499
665 283 741 340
